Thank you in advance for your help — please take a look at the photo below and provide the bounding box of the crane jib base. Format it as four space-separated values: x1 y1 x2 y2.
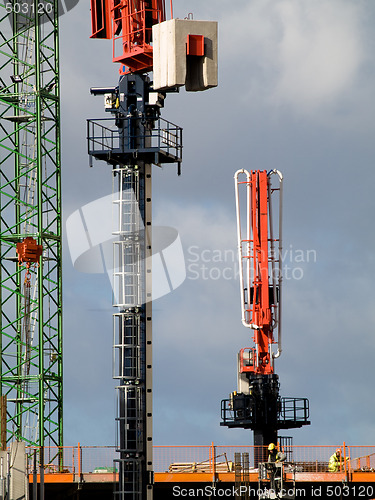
220 375 310 433
221 392 310 430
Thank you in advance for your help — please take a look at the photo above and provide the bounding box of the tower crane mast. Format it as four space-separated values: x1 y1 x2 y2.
88 1 217 498
221 169 310 466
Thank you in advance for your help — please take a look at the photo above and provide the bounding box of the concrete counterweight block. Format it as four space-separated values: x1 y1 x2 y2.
152 19 218 92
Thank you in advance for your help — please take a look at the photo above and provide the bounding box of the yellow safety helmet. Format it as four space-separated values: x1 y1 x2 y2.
268 443 276 451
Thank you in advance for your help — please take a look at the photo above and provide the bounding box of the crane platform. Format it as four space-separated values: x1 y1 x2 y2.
87 115 182 167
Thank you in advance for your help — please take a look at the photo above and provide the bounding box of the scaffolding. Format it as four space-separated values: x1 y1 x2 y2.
0 0 63 452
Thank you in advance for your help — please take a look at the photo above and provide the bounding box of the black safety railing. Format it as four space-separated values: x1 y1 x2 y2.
279 397 310 425
87 116 182 165
87 119 120 152
221 396 310 429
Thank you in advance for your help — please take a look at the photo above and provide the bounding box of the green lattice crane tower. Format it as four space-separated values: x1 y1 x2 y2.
0 0 63 453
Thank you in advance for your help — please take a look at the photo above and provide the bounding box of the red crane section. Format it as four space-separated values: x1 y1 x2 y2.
235 169 283 375
250 171 271 333
90 0 166 73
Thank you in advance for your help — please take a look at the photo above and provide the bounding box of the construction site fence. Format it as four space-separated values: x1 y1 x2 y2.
24 444 375 475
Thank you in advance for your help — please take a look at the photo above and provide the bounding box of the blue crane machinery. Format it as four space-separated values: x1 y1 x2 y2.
221 169 310 466
87 1 217 498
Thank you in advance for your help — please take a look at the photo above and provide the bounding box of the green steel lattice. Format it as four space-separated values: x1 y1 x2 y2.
0 0 62 449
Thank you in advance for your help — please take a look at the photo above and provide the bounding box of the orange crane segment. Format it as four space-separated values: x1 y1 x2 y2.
235 170 282 375
253 172 272 373
16 237 43 268
252 171 273 373
90 0 166 73
90 0 112 39
16 237 43 286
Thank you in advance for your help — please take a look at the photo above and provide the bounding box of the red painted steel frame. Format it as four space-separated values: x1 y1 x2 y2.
246 171 275 374
90 0 112 39
90 0 166 73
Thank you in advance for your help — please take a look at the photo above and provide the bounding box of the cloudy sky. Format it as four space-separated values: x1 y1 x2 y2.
60 0 375 449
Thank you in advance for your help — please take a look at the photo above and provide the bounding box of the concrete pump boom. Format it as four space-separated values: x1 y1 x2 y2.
221 169 310 466
234 169 283 374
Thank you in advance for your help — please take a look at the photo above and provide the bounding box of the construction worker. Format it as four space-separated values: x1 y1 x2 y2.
267 444 286 492
328 448 348 472
268 443 286 464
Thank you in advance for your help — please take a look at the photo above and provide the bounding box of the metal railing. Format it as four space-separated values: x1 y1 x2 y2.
87 116 182 163
24 443 375 476
154 444 375 475
26 445 119 475
87 119 120 152
221 396 310 427
279 397 310 424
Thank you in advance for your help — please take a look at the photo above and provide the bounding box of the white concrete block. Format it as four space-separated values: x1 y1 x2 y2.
153 19 218 92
